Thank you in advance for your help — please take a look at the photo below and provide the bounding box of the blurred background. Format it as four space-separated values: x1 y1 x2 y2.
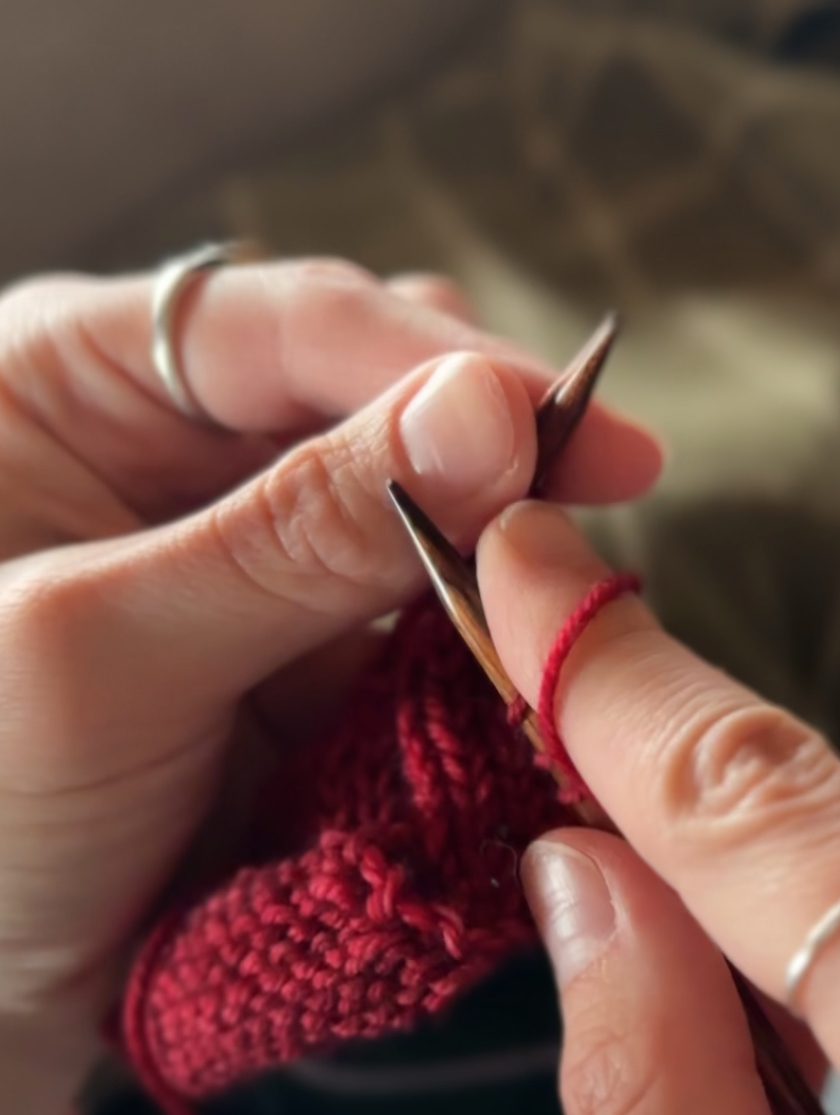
4 0 840 1111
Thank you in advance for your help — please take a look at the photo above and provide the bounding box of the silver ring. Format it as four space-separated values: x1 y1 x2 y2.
151 240 259 423
786 898 840 1010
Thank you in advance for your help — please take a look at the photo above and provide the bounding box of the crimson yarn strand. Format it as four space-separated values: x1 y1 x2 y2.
535 571 641 803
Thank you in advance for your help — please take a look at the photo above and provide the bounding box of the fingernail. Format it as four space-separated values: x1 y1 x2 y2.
521 841 616 988
400 353 517 493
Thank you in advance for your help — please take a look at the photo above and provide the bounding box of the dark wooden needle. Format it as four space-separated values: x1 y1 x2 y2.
388 310 623 754
533 311 619 493
388 479 607 828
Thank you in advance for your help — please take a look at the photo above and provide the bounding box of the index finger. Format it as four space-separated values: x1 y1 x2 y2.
0 261 662 514
476 499 840 1068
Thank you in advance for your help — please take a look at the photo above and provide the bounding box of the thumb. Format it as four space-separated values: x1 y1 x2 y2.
129 351 538 698
521 830 770 1115
1 352 537 757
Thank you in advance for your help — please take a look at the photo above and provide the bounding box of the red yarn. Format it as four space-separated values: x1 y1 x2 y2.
120 576 639 1113
510 572 642 804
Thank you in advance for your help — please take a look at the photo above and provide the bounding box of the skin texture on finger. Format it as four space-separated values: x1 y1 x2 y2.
0 351 538 795
521 829 770 1115
0 264 661 527
477 500 840 1064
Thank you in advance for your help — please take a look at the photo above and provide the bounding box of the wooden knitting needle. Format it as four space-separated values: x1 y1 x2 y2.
387 318 824 1115
388 480 607 831
533 311 619 493
390 313 619 821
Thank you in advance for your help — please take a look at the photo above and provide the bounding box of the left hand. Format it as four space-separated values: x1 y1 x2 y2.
0 259 662 1109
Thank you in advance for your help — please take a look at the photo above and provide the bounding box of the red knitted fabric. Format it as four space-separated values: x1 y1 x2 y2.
121 577 638 1113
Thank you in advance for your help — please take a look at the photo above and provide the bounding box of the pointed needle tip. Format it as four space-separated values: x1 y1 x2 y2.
386 478 467 594
387 479 432 542
386 477 404 510
573 310 621 381
533 312 623 488
387 479 422 535
541 312 620 415
600 308 621 337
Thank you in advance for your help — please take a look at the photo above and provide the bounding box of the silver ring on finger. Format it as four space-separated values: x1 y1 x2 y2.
786 897 840 1011
150 240 261 424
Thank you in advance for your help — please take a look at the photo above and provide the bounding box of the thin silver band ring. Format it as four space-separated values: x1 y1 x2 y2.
150 240 259 423
786 897 840 1010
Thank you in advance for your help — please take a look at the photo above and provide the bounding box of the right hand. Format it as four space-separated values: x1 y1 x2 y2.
477 501 838 1112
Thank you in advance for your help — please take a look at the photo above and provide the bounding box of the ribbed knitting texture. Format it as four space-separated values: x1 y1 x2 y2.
121 577 639 1113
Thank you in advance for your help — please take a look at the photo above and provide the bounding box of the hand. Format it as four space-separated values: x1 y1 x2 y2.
0 259 662 1110
477 501 838 1112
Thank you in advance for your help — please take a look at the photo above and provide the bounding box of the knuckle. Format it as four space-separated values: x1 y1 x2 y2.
3 562 94 652
266 441 379 584
212 439 382 605
292 257 376 294
298 256 375 282
393 273 474 314
656 696 840 841
393 271 458 296
561 1019 657 1115
291 258 379 321
249 259 378 390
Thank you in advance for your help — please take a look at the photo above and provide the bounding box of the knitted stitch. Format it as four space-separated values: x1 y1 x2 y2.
121 577 638 1113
